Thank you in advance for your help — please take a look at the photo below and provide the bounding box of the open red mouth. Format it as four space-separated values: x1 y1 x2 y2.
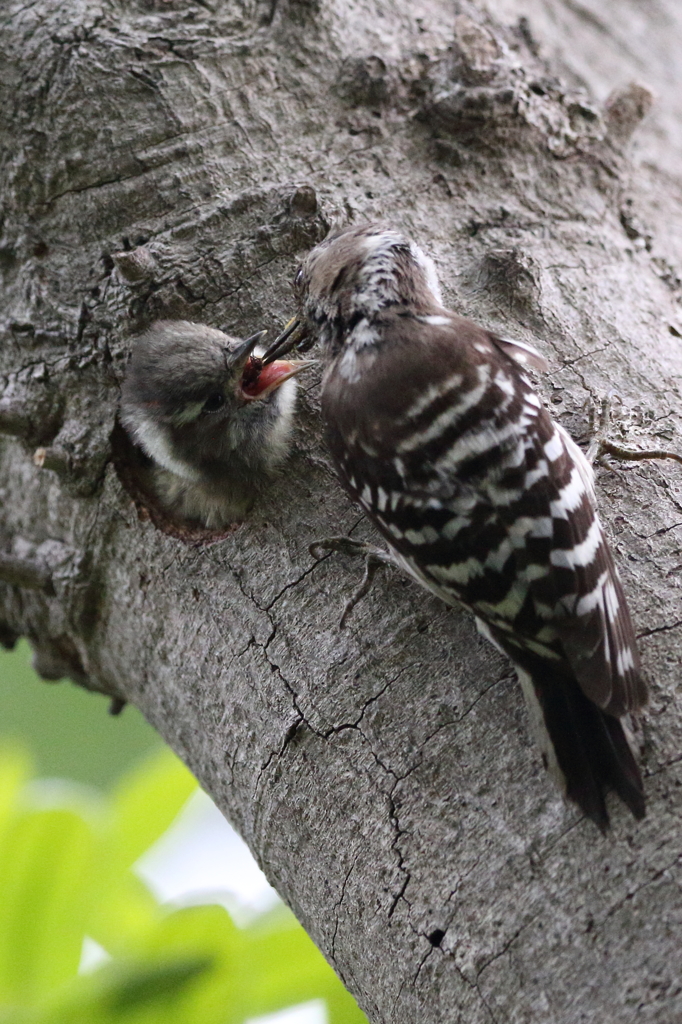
240 356 306 400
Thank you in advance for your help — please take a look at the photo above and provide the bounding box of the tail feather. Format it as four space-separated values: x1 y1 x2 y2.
599 713 646 820
517 662 645 830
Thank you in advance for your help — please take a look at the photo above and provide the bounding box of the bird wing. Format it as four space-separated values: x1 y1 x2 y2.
493 418 645 716
322 309 646 718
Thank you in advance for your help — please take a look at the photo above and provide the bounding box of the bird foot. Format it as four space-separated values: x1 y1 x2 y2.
309 536 399 627
585 393 682 468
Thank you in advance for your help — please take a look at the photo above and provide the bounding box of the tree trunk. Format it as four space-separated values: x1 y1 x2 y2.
2 0 682 1020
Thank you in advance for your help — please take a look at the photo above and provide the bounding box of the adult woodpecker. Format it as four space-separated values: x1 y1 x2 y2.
263 224 647 829
120 320 308 528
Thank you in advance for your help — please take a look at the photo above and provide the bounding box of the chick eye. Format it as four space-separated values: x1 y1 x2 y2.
202 392 225 414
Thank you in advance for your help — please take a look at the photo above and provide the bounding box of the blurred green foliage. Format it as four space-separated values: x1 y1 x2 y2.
0 643 161 789
0 645 368 1024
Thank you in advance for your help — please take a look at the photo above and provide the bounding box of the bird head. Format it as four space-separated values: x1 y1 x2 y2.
261 224 444 364
120 320 308 483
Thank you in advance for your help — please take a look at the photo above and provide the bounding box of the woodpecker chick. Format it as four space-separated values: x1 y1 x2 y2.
120 320 306 528
269 224 648 830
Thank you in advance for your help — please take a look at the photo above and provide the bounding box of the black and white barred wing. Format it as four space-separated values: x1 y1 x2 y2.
322 311 646 719
527 423 646 715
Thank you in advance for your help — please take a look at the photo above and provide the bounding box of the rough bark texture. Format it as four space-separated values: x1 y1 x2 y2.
2 1 682 1021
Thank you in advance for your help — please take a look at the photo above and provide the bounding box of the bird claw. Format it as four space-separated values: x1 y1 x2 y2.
585 393 682 468
585 393 616 466
309 536 398 627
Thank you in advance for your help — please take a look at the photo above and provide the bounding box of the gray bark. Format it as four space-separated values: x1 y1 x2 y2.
2 0 682 1021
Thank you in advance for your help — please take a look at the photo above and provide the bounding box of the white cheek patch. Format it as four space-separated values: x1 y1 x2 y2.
410 243 444 305
355 232 444 308
350 320 380 349
129 415 201 482
262 377 297 468
419 314 451 327
337 347 360 382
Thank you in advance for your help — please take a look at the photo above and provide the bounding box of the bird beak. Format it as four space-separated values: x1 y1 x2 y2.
240 358 314 401
261 319 310 365
225 330 269 369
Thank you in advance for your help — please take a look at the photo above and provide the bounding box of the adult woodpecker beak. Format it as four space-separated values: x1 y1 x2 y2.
224 327 312 402
260 318 310 365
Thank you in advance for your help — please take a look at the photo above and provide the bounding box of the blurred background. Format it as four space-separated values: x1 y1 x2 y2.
0 642 367 1024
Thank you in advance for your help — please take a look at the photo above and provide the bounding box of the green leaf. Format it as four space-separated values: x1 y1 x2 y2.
102 956 215 1015
33 954 215 1024
233 906 369 1024
129 905 241 1024
0 745 369 1024
0 805 96 1002
110 751 197 871
85 750 198 953
86 871 162 957
325 984 370 1024
135 899 371 1024
0 1008 33 1024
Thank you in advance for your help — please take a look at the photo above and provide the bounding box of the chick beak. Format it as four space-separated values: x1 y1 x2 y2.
240 357 314 401
261 318 309 365
225 330 269 370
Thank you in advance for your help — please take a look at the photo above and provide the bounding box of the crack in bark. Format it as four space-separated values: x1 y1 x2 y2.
474 913 540 981
319 668 408 741
637 619 682 639
386 780 411 922
397 933 498 1024
410 937 437 989
653 521 682 536
413 667 514 761
331 853 359 966
263 552 332 611
534 815 583 857
254 711 305 792
560 341 612 367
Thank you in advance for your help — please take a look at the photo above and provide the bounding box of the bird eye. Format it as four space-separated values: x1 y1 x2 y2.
202 391 225 414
